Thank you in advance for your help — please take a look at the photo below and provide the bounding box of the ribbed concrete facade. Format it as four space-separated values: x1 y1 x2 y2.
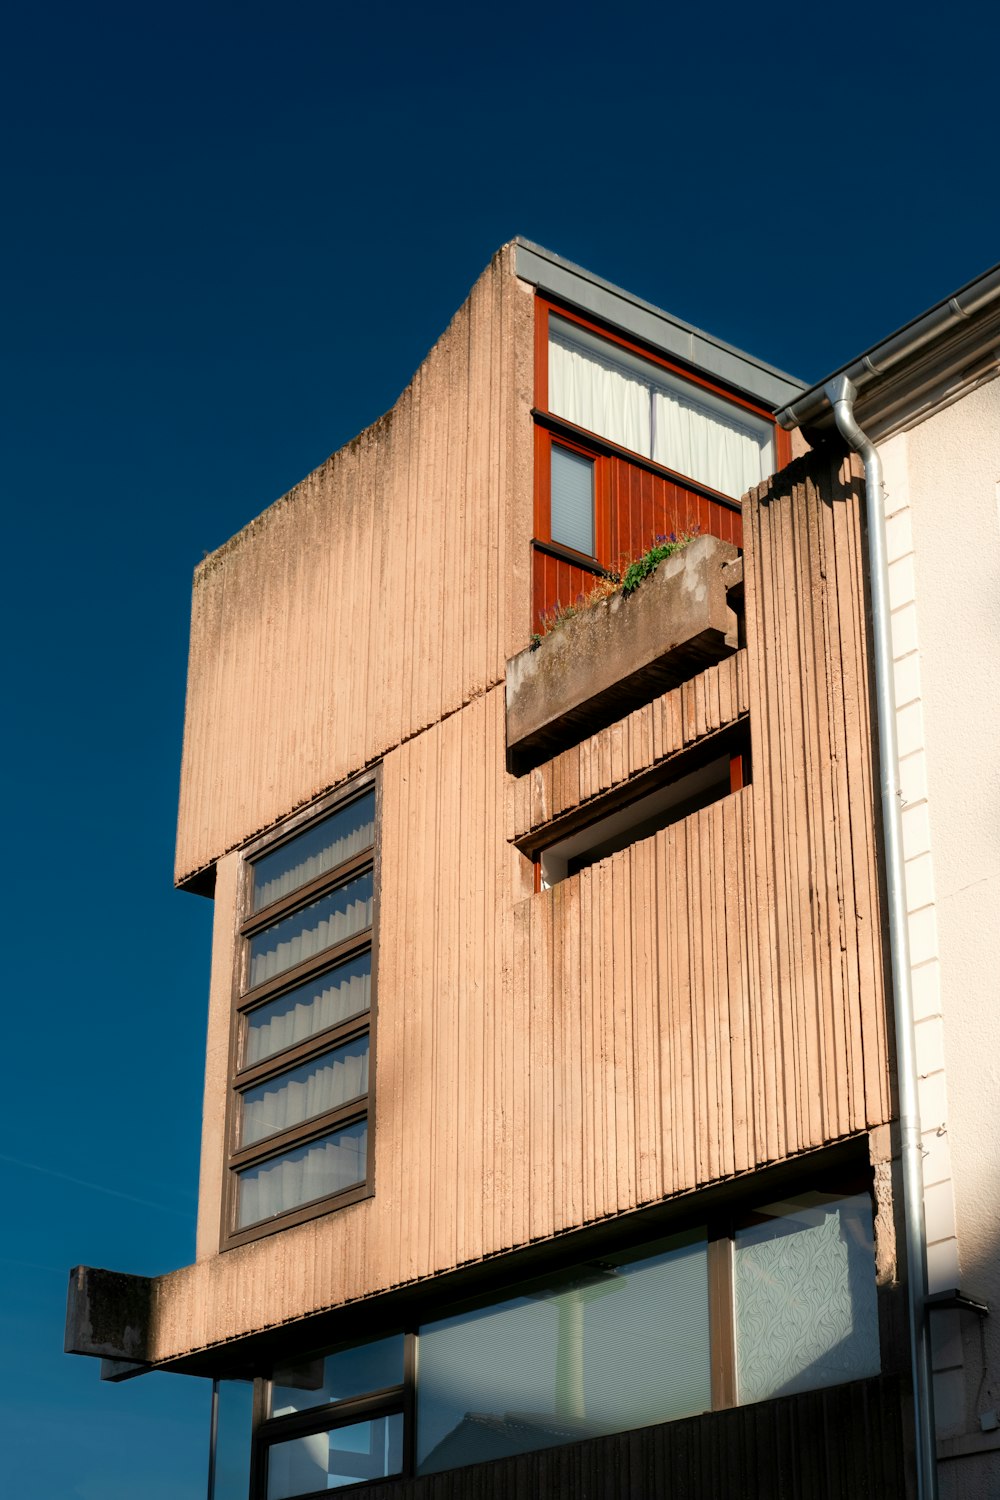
175 245 534 887
136 430 895 1368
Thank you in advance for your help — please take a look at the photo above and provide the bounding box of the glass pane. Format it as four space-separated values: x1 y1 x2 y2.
550 445 594 557
549 316 651 455
252 792 375 912
734 1191 880 1403
266 1413 403 1499
651 382 773 500
245 954 371 1067
548 310 775 500
240 1037 369 1148
209 1379 253 1500
248 873 373 990
272 1334 405 1417
416 1231 710 1474
237 1122 367 1229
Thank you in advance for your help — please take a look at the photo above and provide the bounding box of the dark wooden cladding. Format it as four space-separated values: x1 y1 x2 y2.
325 1377 908 1500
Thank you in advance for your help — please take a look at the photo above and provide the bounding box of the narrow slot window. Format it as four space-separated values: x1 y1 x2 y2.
538 746 742 889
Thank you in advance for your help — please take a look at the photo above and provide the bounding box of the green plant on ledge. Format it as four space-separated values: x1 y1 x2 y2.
532 530 697 646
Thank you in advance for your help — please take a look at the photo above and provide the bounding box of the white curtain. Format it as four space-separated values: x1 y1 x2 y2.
250 879 373 988
253 795 375 911
246 960 371 1065
238 1122 367 1228
652 387 769 501
241 1039 370 1147
549 317 773 502
549 335 650 455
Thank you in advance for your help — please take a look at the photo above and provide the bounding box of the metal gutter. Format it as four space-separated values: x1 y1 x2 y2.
776 263 1000 433
514 238 806 411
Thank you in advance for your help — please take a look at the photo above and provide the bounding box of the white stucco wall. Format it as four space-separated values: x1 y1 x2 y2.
881 375 1000 1496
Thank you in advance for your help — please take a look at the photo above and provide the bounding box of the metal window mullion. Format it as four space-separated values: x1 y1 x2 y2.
230 1096 369 1172
234 1011 372 1089
258 1385 406 1445
237 929 373 1012
240 850 374 939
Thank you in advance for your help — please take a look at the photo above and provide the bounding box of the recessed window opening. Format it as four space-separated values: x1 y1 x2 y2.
539 751 736 889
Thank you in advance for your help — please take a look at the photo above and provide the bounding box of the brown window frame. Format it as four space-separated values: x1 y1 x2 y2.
221 769 381 1250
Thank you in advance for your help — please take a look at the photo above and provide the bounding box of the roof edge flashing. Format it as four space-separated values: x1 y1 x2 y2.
515 239 806 411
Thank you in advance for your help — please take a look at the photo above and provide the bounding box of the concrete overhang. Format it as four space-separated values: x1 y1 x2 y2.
515 238 806 412
775 262 1000 444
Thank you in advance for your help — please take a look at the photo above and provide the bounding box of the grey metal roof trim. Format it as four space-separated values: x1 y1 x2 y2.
514 239 806 411
775 262 1000 440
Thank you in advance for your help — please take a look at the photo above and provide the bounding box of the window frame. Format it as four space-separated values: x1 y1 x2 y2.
240 1163 880 1495
221 769 381 1250
533 424 612 573
534 295 790 509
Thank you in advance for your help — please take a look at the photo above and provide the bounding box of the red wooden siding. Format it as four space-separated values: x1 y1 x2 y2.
531 549 604 632
533 456 744 632
608 457 743 564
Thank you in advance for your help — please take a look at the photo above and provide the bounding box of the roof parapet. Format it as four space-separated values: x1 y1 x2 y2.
515 238 805 411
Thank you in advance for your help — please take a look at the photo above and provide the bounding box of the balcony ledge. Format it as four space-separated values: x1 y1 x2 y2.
506 535 740 773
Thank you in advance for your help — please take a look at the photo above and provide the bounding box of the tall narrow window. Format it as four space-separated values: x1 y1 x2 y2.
225 775 378 1245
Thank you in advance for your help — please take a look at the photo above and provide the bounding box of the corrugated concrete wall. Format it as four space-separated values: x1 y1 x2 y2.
148 449 891 1365
174 244 535 887
510 651 749 838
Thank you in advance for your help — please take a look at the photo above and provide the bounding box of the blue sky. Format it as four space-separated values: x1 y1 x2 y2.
3 1 996 1493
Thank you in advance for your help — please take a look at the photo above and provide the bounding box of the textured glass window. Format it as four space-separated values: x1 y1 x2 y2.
244 953 371 1067
252 793 375 912
248 873 373 989
734 1191 880 1403
550 445 595 557
272 1335 405 1418
416 1231 710 1474
237 1122 367 1229
266 1414 403 1498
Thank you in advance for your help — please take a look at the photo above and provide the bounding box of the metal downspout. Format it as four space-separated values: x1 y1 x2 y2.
825 375 938 1500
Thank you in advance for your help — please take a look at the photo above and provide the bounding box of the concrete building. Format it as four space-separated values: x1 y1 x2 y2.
66 242 998 1499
